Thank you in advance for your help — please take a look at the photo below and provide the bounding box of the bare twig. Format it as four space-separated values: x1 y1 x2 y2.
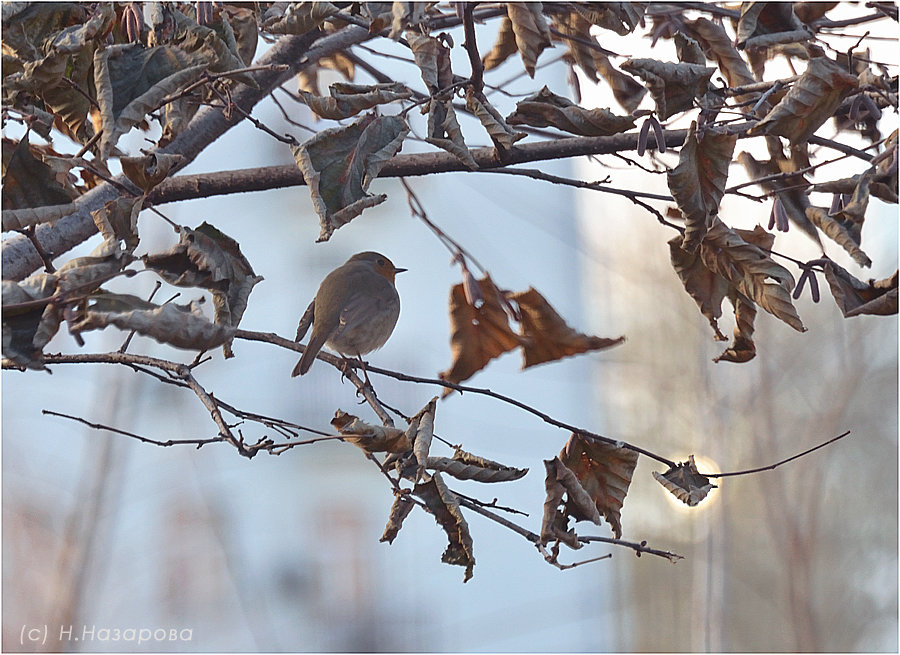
706 430 852 478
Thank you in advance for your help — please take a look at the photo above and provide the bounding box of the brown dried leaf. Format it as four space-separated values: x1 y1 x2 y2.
1 275 62 370
749 57 858 144
713 295 757 363
822 262 898 317
686 17 756 89
736 2 811 50
91 197 141 255
541 457 594 549
675 32 706 65
552 11 598 81
465 88 526 150
298 82 412 120
406 32 453 94
558 433 639 539
291 113 409 241
573 2 646 35
439 274 523 388
667 121 738 253
411 397 437 481
414 473 475 582
806 206 871 268
426 99 478 170
72 297 236 351
331 410 412 453
482 16 518 72
1 135 78 210
427 448 528 483
506 86 635 137
669 236 731 341
507 2 552 78
653 455 716 506
593 52 647 113
380 494 415 544
508 287 625 368
260 1 339 35
120 153 185 193
619 59 716 120
141 222 263 357
701 220 805 333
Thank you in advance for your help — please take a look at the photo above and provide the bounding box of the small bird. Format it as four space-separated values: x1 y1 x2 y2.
292 251 405 377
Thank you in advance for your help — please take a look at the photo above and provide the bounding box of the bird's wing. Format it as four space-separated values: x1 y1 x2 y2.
295 299 315 342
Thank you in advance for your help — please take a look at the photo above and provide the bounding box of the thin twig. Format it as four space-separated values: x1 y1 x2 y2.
706 430 852 478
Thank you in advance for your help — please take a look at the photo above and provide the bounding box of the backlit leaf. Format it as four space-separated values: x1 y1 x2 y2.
426 99 478 170
292 113 409 241
805 206 871 268
506 86 635 137
414 473 475 582
653 455 716 506
822 262 898 317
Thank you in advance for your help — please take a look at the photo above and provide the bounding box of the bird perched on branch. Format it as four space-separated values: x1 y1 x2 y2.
292 251 405 377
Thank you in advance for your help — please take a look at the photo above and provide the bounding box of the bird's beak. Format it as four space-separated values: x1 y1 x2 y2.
394 267 408 274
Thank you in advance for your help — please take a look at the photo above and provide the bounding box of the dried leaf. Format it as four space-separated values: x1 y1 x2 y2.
509 287 625 368
414 473 475 582
674 32 706 66
1 135 78 210
260 1 339 35
700 221 805 333
72 296 236 351
439 274 523 389
749 57 858 144
482 16 518 71
90 197 141 255
667 122 738 253
331 410 412 453
411 397 438 481
713 295 757 363
406 32 453 94
619 59 716 120
298 82 412 120
558 433 639 539
380 494 415 544
653 456 716 506
141 222 263 357
573 2 646 36
593 52 647 113
686 18 756 89
552 11 598 81
507 2 552 78
1 274 62 370
541 456 596 548
736 2 811 50
506 86 635 137
822 262 898 317
291 113 409 242
93 44 209 160
465 88 526 150
426 99 478 170
806 207 871 268
669 235 731 341
427 448 528 483
120 153 185 193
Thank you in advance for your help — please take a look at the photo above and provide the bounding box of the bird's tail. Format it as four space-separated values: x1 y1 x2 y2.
292 331 328 376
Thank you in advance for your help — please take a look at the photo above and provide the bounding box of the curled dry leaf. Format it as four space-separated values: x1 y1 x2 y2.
1 274 62 370
414 472 475 582
674 32 706 66
701 220 805 333
297 82 412 120
71 296 237 351
482 15 518 72
685 18 756 92
465 88 526 150
426 99 478 170
509 287 625 368
439 274 523 389
805 207 871 268
427 447 528 483
507 2 552 78
573 2 646 36
506 86 635 137
822 262 898 317
380 494 415 544
552 11 598 82
667 121 738 253
1 134 79 211
406 32 453 94
260 1 339 35
558 432 639 539
120 153 185 193
713 296 757 363
593 53 647 113
292 113 409 242
411 397 438 481
90 197 141 255
541 456 596 549
736 2 811 50
619 59 716 120
653 455 716 507
331 410 412 453
748 57 858 144
141 222 263 357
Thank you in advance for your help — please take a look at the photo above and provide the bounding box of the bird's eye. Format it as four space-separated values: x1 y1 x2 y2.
378 258 386 266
